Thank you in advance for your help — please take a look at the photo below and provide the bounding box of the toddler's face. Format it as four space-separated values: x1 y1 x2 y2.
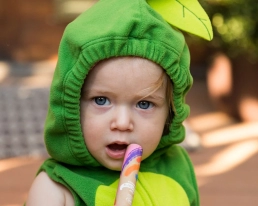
80 57 168 170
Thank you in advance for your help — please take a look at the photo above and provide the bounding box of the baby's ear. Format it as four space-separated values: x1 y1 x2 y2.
163 107 174 135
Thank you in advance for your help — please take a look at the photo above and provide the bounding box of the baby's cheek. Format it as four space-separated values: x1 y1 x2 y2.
141 137 161 160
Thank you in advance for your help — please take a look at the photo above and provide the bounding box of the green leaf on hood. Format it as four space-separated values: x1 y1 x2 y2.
147 0 213 41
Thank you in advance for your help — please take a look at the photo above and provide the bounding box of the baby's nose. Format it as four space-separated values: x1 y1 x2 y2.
110 106 133 131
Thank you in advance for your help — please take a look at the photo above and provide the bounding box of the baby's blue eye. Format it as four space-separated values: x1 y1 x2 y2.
137 101 153 109
94 97 110 105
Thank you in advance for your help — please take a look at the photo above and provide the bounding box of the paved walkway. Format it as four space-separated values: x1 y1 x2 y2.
0 60 257 205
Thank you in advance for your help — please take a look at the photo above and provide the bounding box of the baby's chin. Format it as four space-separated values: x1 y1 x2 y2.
105 163 123 171
110 167 122 171
100 160 123 171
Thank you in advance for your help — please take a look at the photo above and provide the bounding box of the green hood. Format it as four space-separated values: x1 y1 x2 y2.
44 0 193 166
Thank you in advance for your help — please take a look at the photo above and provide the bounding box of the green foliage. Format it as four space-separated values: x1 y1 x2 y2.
199 0 258 59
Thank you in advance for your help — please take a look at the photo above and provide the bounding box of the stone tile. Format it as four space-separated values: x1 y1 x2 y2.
0 87 49 159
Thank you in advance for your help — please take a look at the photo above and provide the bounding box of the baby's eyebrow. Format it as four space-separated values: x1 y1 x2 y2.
136 93 165 102
81 88 115 96
136 86 165 100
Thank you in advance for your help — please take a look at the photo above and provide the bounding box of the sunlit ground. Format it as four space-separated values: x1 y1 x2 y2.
0 59 56 88
188 112 258 205
0 156 45 206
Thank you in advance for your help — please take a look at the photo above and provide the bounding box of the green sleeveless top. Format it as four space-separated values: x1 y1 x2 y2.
40 145 199 205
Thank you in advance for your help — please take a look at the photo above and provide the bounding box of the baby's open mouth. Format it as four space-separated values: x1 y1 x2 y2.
106 143 128 159
107 143 128 151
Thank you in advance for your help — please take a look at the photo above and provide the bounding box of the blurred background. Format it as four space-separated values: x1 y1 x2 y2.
0 0 257 205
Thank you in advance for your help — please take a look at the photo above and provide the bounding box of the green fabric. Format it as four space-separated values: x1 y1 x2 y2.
38 0 209 205
40 145 199 205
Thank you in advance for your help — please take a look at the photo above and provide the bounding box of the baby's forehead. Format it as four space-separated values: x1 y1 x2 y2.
96 56 162 69
90 56 163 77
81 56 166 91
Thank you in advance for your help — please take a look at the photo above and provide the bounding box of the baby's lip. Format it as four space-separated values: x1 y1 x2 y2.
106 142 129 159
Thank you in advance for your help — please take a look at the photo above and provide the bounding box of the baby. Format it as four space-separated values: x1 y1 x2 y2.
26 0 212 205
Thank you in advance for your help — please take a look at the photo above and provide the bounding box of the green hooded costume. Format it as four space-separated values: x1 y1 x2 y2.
38 0 213 205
